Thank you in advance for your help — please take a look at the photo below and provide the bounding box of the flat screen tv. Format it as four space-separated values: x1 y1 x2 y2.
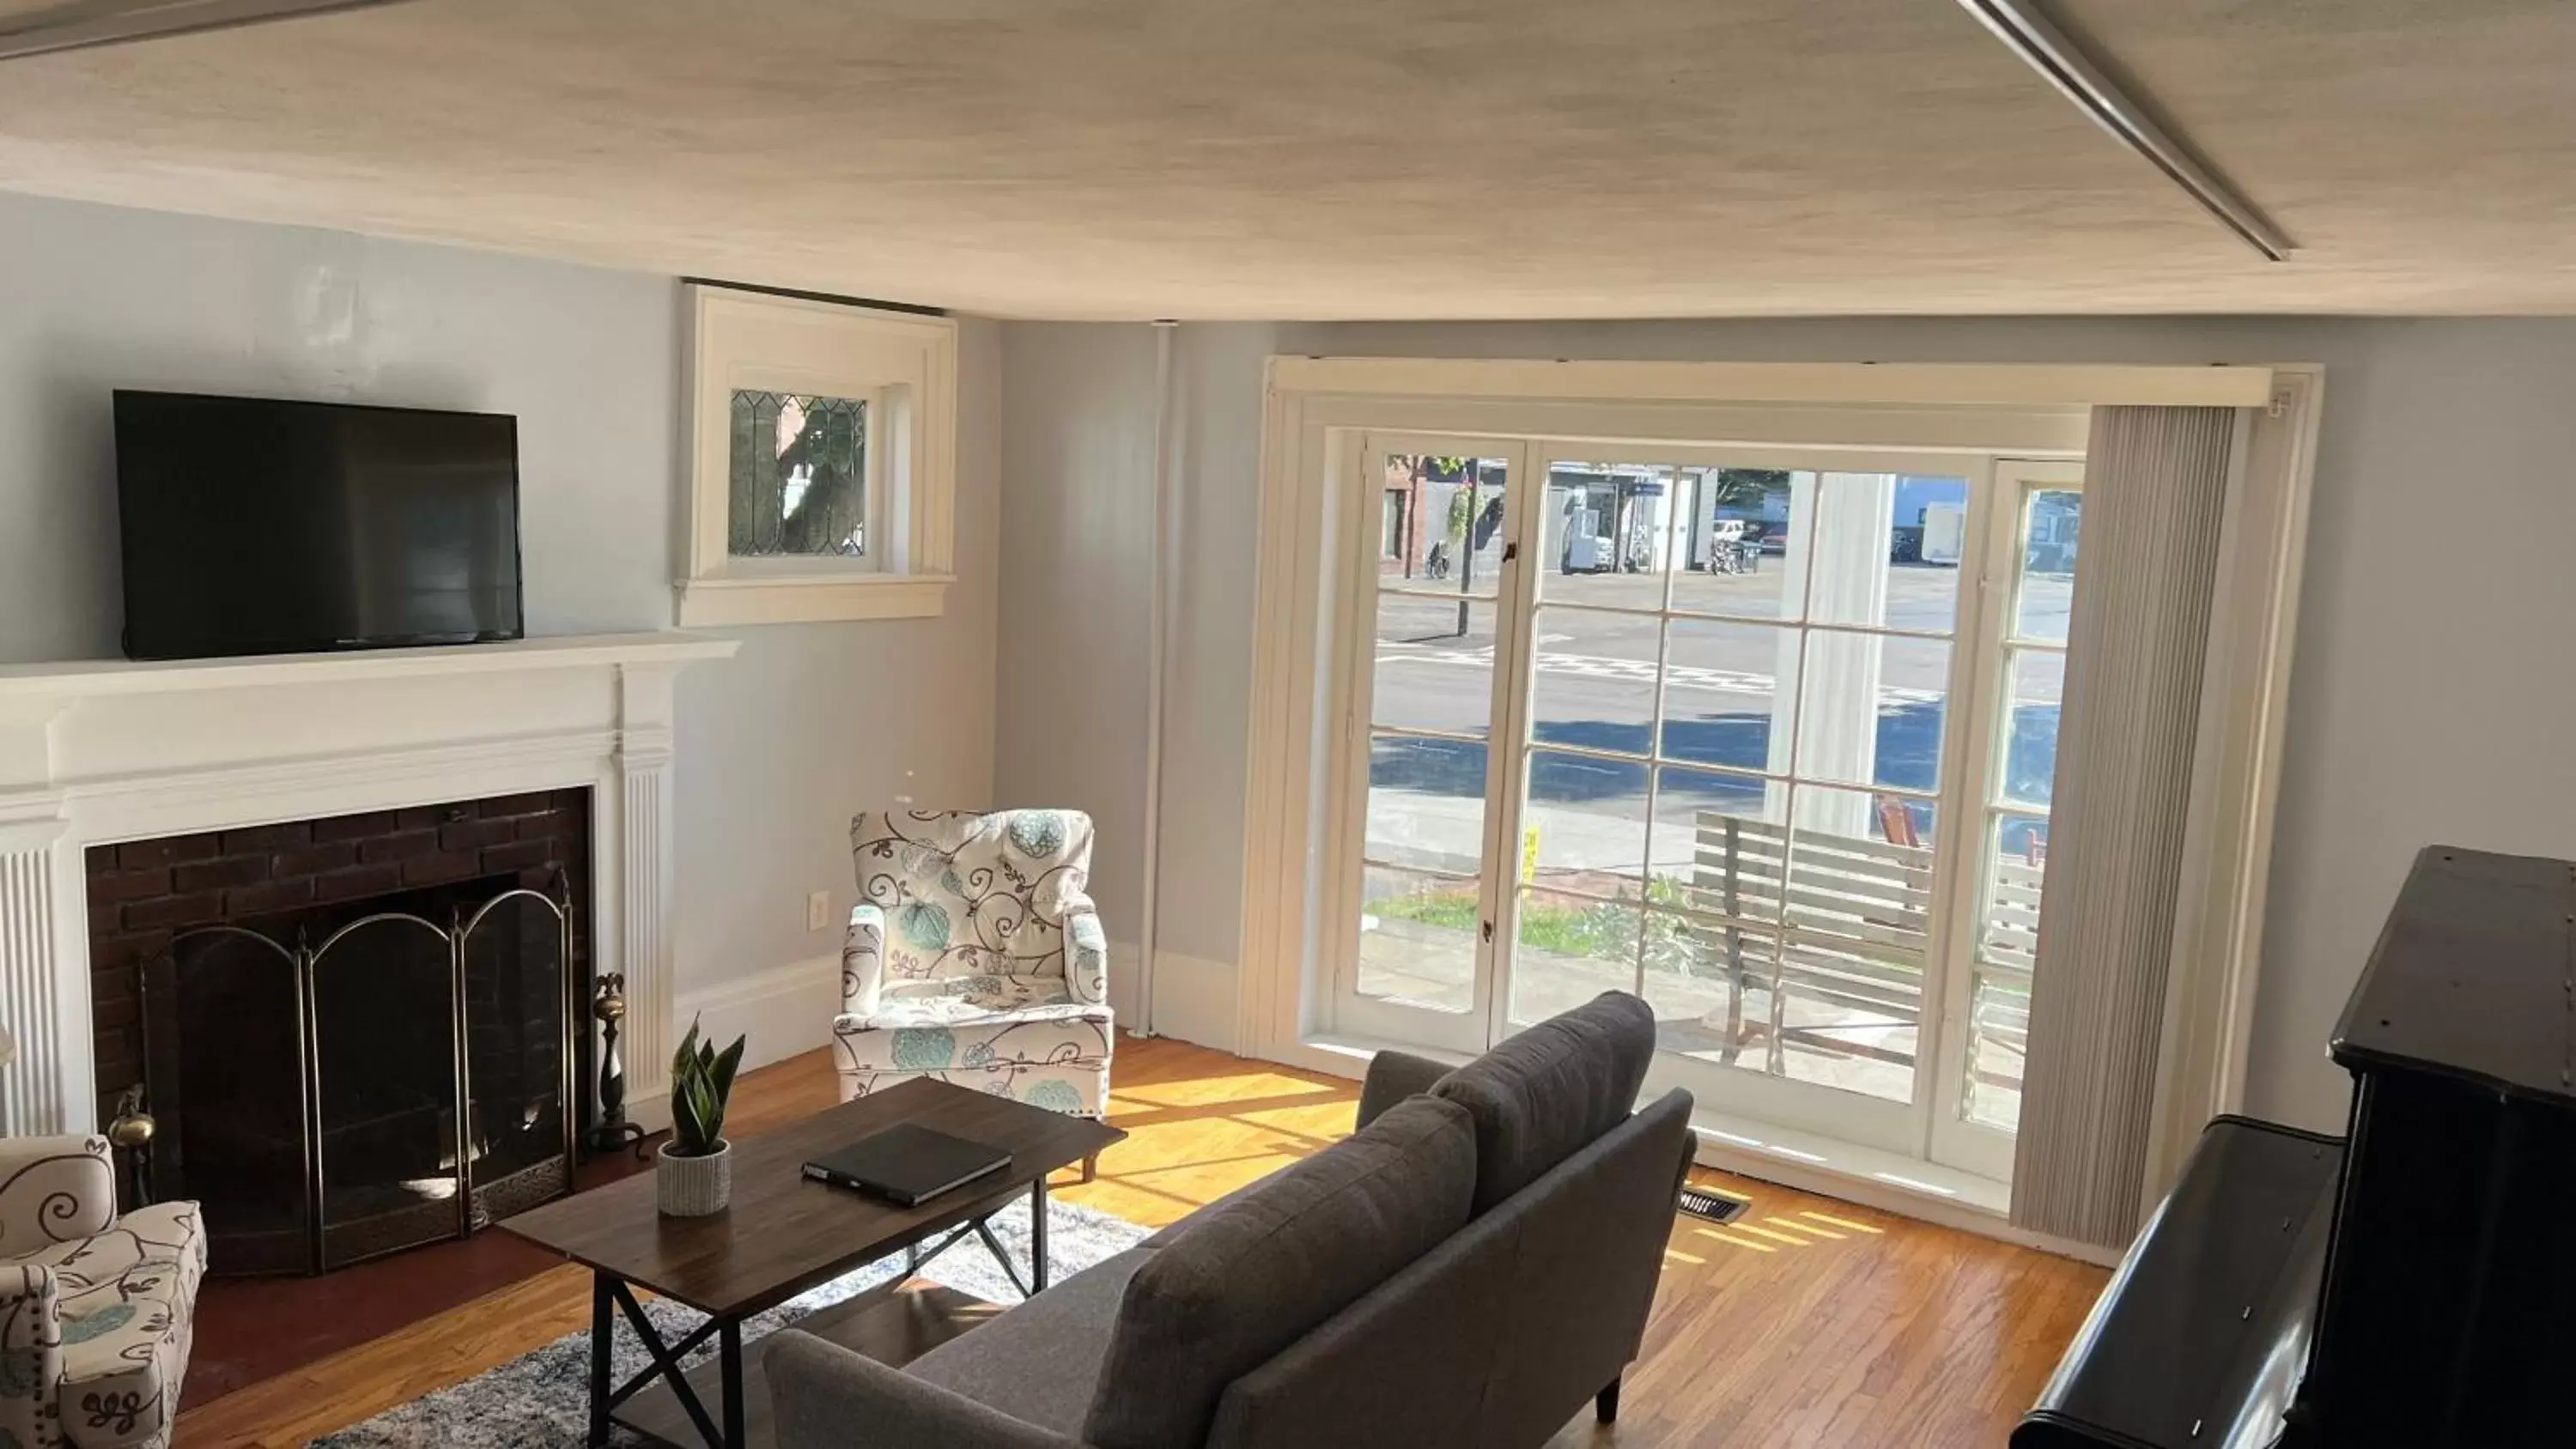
113 391 525 661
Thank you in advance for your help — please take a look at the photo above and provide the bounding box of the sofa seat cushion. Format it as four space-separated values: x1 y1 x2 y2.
1084 1094 1478 1449
21 1200 205 1449
1431 990 1656 1213
906 1246 1157 1436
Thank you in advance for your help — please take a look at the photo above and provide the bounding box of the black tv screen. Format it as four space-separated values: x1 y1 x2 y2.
113 391 525 660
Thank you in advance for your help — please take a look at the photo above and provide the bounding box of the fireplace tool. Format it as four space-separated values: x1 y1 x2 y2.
587 973 650 1159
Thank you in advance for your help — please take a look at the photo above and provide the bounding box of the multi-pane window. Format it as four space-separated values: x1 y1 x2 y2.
1352 455 1510 1009
1506 464 1969 1107
1334 436 2083 1175
1963 485 2082 1133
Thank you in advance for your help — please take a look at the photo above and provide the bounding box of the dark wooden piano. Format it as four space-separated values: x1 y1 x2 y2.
2017 846 2576 1448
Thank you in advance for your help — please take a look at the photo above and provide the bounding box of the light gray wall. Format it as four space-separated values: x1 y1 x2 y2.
995 325 1159 943
996 324 1273 991
998 313 2576 1134
0 189 999 1005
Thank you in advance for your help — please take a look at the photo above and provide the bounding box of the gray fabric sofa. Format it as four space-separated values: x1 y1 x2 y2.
767 991 1696 1449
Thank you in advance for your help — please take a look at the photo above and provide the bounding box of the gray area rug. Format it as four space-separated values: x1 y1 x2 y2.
314 1196 1149 1448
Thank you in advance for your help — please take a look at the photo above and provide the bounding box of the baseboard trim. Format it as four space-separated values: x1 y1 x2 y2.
1688 1132 2123 1267
672 954 841 1073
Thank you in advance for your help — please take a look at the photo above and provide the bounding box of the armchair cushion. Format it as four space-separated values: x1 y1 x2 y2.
832 1000 1113 1115
849 810 1100 986
871 977 1089 1023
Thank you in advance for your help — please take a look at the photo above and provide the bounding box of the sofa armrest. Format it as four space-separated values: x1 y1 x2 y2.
0 1134 116 1250
842 904 887 1017
0 1263 64 1449
1356 1050 1452 1131
766 1330 1089 1449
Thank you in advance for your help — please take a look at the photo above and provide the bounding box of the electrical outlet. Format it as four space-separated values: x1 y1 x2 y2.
807 890 832 932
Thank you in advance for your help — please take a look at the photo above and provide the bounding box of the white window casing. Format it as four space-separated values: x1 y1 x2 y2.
676 285 957 626
1236 358 2319 1242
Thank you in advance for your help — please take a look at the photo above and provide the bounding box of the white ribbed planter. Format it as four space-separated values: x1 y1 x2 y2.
657 1140 732 1216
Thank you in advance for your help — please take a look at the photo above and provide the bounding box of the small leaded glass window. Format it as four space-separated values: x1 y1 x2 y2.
727 390 867 558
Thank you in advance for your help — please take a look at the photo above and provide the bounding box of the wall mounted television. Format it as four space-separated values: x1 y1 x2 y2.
113 391 525 661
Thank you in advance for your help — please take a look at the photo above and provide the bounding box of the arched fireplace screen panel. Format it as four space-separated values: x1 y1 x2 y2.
311 912 459 1273
148 884 575 1276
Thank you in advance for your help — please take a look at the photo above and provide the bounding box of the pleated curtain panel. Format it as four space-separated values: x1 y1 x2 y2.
2009 405 2239 1251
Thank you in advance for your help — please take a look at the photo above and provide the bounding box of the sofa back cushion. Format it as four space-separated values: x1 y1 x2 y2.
1467 1089 1694 1443
1431 990 1656 1213
1084 1094 1477 1449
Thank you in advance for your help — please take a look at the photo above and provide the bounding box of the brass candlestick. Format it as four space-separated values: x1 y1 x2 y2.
106 1084 157 1207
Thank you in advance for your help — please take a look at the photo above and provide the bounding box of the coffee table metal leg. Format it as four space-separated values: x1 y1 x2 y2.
589 1272 613 1447
720 1319 744 1449
1030 1177 1048 1293
611 1280 726 1447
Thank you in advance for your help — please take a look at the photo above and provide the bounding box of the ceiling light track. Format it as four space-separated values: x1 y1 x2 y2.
1956 0 2293 262
0 0 417 64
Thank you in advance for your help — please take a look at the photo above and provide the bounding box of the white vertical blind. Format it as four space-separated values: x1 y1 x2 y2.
2011 405 2237 1249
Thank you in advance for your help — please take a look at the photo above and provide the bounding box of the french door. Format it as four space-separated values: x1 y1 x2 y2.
1326 428 2081 1175
1332 436 1534 1056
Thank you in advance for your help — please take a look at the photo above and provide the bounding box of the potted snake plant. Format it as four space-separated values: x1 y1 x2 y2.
658 1017 746 1216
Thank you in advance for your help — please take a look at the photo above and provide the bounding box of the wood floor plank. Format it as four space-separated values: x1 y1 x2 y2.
176 1033 2102 1446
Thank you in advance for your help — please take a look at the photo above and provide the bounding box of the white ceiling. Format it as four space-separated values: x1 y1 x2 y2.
0 0 2571 319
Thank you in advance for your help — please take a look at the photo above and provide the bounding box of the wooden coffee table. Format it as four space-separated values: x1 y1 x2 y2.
501 1078 1125 1449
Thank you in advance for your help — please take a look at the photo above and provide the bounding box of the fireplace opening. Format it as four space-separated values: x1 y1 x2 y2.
88 790 593 1276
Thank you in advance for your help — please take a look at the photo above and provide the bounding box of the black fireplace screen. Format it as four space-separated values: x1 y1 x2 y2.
143 884 576 1276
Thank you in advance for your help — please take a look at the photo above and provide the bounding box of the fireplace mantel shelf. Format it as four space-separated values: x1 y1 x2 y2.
0 629 736 1141
0 632 740 700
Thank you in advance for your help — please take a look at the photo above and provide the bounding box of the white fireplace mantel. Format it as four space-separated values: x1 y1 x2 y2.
0 632 738 1137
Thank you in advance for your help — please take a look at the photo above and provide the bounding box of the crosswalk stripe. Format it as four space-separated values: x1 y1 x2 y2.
1381 644 1941 704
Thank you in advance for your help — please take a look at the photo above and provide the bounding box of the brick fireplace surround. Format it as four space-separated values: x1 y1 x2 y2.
86 787 592 1131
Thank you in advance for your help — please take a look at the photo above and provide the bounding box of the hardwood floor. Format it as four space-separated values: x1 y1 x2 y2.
174 1034 2104 1446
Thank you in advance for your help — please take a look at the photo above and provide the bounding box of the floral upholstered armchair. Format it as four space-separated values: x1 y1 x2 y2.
0 1136 203 1449
835 809 1114 1131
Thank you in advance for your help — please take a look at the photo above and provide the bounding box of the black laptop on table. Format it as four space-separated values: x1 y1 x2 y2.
804 1123 1015 1208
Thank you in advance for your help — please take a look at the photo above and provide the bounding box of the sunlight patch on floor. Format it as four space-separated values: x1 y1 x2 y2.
1107 1072 1346 1110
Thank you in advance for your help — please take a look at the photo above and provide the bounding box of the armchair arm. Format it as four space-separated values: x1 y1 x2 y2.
1356 1049 1453 1131
842 904 886 1017
766 1330 1088 1449
0 1263 64 1449
0 1134 116 1254
1063 906 1109 1008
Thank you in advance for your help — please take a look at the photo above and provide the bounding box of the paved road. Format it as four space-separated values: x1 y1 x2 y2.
1365 561 2065 871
